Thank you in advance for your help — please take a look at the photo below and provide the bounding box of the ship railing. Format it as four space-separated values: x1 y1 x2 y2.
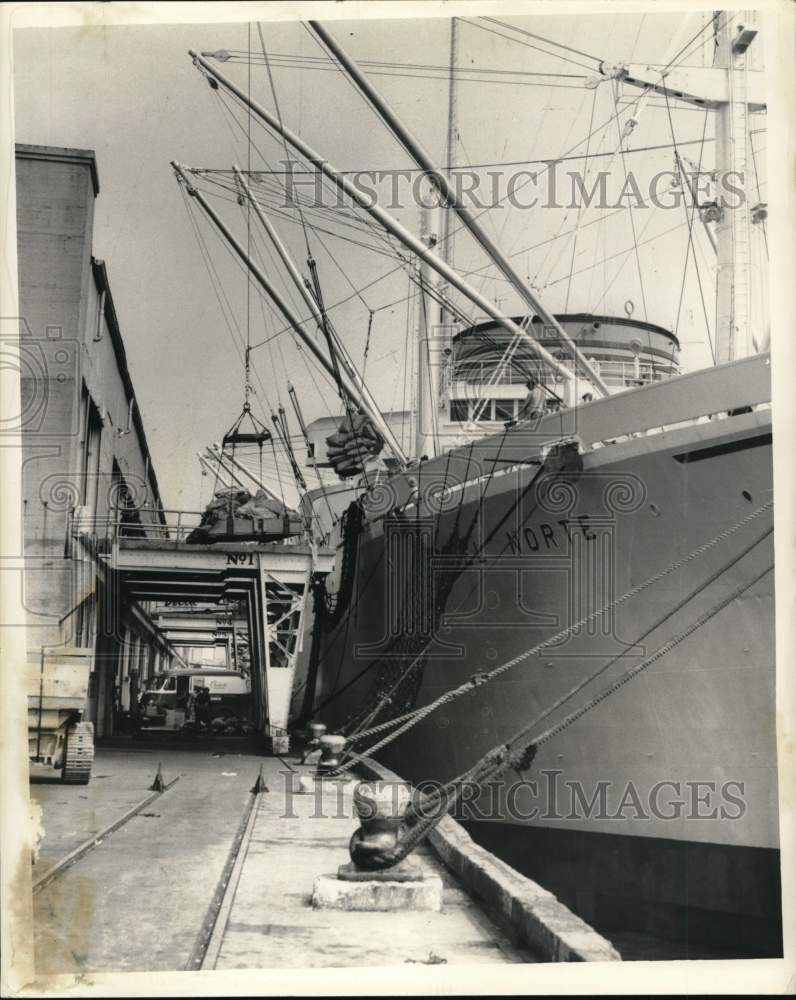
450 358 678 388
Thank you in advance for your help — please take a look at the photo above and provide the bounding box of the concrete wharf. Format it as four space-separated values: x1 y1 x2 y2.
30 746 619 975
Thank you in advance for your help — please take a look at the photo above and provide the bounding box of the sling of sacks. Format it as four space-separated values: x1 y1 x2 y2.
186 487 287 543
325 412 385 478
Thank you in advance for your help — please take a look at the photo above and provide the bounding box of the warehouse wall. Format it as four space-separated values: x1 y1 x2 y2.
16 144 172 736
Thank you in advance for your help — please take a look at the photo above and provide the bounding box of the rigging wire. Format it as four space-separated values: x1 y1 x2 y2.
612 79 649 321
663 91 715 362
361 309 374 380
749 132 768 260
205 47 590 79
211 90 371 424
194 125 714 348
257 21 314 259
663 10 736 73
230 16 702 328
462 17 600 72
586 217 682 309
211 81 628 372
178 184 296 496
418 274 440 452
236 198 359 501
180 177 309 491
250 262 406 350
192 44 416 494
564 86 598 311
269 437 286 506
194 135 718 176
188 12 740 460
200 10 739 366
480 15 603 66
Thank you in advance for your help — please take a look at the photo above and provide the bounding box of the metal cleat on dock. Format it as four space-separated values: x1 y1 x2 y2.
300 721 326 764
315 733 346 776
312 780 443 911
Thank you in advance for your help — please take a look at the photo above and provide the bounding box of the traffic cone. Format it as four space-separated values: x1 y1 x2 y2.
250 764 269 794
149 762 166 792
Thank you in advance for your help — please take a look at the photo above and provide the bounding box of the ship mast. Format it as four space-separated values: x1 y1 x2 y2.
415 203 439 461
440 17 459 329
713 10 757 362
600 9 765 364
415 18 459 462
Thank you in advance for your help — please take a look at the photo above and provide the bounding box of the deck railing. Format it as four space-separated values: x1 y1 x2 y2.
449 357 678 388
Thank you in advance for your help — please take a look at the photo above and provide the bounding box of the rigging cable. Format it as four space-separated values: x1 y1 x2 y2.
181 175 303 491
481 16 604 66
219 11 738 354
418 273 440 452
749 131 768 260
361 309 374 380
612 79 649 321
663 90 715 363
195 135 719 177
269 436 286 507
206 47 591 82
196 60 380 498
387 562 773 865
288 383 336 527
240 143 718 355
564 86 599 312
180 183 288 497
419 522 773 810
462 17 600 73
258 21 314 260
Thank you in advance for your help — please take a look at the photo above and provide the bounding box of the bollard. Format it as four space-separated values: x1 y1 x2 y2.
149 762 166 793
315 733 346 776
300 721 327 764
341 780 420 880
312 779 443 910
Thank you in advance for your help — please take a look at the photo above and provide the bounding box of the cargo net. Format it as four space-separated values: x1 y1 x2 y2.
325 412 384 479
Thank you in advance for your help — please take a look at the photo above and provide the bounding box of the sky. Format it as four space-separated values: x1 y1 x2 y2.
11 8 769 510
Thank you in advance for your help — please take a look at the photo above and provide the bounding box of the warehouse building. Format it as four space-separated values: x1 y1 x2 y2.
16 143 178 738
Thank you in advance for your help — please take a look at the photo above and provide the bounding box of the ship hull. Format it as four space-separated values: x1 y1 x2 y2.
296 357 780 953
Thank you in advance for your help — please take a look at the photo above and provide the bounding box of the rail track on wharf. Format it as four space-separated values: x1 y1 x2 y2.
31 746 278 974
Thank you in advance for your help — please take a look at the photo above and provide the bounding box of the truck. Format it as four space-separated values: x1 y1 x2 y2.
27 647 95 784
139 667 251 731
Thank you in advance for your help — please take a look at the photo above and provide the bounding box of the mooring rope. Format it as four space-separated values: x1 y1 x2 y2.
371 558 773 866
323 497 773 776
